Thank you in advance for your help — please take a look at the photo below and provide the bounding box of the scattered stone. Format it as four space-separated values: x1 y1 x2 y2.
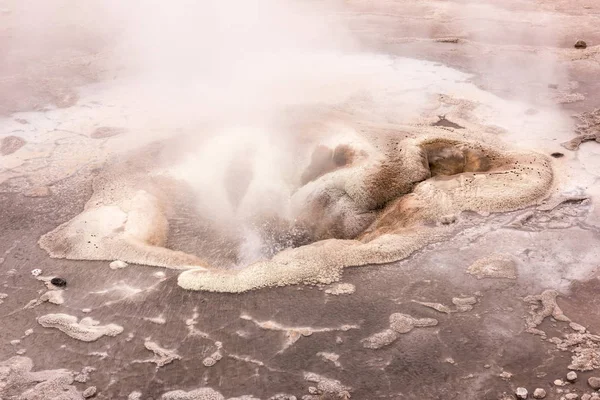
555 379 565 386
90 126 126 139
31 269 42 277
582 394 592 400
83 386 97 398
23 186 51 197
533 388 547 399
567 371 578 382
571 323 587 333
128 392 142 400
50 277 67 287
109 260 128 269
515 387 528 399
500 371 513 380
466 254 517 279
588 376 600 389
565 394 579 400
0 135 26 155
574 40 587 49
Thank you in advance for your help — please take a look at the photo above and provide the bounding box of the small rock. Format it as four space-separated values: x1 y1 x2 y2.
574 40 587 49
533 388 547 399
570 322 586 333
516 387 528 399
588 377 600 389
565 394 579 400
556 379 566 386
83 386 97 398
308 386 319 395
551 152 565 158
582 394 592 400
500 371 513 380
31 269 42 277
50 277 67 288
567 371 578 382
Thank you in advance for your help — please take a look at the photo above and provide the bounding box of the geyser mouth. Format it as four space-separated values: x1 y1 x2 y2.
38 119 554 293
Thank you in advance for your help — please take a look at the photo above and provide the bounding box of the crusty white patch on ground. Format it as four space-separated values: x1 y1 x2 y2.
304 372 351 399
136 340 182 368
523 292 600 372
24 290 65 309
466 254 517 280
202 342 223 367
143 315 166 325
524 290 570 337
109 260 128 269
37 313 124 342
0 356 86 399
414 296 477 313
324 283 355 295
74 366 96 383
317 352 342 368
362 313 438 349
160 387 225 400
241 313 358 352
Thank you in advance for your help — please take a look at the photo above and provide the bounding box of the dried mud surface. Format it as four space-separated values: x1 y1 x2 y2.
2 0 600 399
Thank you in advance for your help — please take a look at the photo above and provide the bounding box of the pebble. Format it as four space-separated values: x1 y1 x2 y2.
565 394 579 400
516 387 528 399
574 40 587 49
533 388 547 399
50 277 67 288
556 379 566 386
83 386 97 398
567 371 578 382
31 269 42 277
588 377 600 390
582 394 592 400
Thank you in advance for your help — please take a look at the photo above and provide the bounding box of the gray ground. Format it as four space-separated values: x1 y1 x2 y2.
2 1 600 399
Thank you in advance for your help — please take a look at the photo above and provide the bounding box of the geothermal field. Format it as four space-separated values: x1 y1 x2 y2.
1 0 600 399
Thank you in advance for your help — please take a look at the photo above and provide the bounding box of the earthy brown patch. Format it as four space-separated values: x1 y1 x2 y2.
0 136 26 155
